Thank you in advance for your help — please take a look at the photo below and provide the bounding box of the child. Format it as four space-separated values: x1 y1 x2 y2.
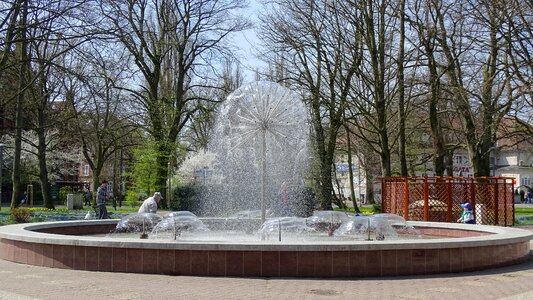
457 203 475 224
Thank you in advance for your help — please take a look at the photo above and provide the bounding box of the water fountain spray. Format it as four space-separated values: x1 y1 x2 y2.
210 81 309 223
140 219 148 239
278 218 282 242
367 218 371 241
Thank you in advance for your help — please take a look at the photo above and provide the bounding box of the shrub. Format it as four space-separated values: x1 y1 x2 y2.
10 207 31 223
125 190 143 208
59 186 73 205
170 183 201 212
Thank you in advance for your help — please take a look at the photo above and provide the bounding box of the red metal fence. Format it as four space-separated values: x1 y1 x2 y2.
379 177 515 226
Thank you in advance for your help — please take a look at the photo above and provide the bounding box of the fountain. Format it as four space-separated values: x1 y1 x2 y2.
114 213 163 233
0 81 531 277
202 81 310 221
151 212 209 240
334 213 422 241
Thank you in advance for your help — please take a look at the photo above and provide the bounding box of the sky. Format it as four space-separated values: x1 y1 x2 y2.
232 0 266 82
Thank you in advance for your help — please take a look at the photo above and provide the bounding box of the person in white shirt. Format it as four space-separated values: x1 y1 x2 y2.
138 192 162 214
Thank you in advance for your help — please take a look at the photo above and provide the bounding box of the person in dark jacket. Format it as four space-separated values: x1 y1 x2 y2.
96 180 109 219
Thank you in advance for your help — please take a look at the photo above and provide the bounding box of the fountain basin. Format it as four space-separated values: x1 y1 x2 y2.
0 220 531 277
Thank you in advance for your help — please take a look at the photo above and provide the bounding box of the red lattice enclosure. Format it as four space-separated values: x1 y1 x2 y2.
379 177 515 226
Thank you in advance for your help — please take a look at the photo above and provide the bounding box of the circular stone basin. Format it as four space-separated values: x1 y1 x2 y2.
0 220 531 277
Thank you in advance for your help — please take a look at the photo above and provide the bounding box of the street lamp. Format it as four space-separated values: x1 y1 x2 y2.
0 143 5 211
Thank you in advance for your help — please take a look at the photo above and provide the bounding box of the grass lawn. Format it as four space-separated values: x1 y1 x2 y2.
515 207 533 215
0 205 139 225
333 205 376 215
515 207 533 225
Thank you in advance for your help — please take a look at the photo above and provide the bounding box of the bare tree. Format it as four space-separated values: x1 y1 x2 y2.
1 0 109 208
185 58 244 152
259 0 363 209
98 0 250 204
397 0 408 176
408 0 451 176
62 42 142 197
432 0 518 176
10 0 101 208
339 0 401 178
504 0 533 133
10 0 28 208
0 0 24 75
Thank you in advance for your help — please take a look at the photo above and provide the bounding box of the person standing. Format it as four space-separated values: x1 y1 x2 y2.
96 180 109 219
138 192 162 214
84 189 92 206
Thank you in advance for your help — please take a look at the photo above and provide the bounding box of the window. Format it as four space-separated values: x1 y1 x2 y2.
83 165 90 176
522 177 531 187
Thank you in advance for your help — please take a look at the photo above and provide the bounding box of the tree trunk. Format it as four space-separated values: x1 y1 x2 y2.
319 158 334 210
445 150 454 176
365 168 375 205
428 56 446 176
471 152 491 177
364 0 391 177
11 0 28 208
397 0 408 176
345 129 361 213
155 143 170 209
37 126 53 209
92 168 102 205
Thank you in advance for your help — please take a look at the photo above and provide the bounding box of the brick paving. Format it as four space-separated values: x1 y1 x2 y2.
0 239 531 300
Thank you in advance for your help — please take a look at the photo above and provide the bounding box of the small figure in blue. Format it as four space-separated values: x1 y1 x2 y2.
457 203 475 224
526 190 532 204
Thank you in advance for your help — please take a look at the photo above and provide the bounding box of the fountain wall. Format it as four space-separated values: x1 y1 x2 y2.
0 220 531 277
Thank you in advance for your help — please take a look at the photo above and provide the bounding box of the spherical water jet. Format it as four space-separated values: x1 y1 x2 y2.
203 81 310 221
334 213 421 241
306 211 354 235
257 217 316 241
113 213 163 234
151 213 209 240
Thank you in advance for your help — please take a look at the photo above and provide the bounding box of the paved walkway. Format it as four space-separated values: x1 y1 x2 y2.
0 240 532 299
0 254 532 300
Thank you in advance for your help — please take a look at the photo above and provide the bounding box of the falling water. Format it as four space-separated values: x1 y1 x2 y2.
200 81 310 220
